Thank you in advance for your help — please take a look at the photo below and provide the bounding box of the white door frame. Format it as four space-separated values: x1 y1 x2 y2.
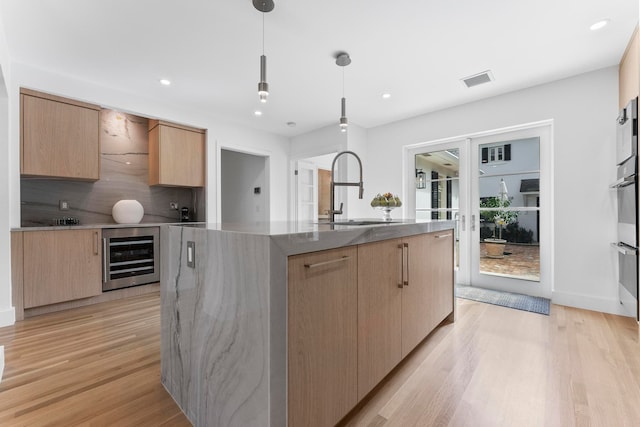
403 120 554 298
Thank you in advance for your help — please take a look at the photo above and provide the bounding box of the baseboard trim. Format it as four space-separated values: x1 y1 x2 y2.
552 290 631 317
0 306 15 327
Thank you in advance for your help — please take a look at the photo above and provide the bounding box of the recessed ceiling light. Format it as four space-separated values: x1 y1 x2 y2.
382 93 391 99
254 110 263 116
590 19 610 31
159 79 171 86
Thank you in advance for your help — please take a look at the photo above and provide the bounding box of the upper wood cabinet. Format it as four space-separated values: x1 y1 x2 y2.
21 88 101 180
619 26 639 109
148 120 205 187
288 246 358 427
21 229 103 308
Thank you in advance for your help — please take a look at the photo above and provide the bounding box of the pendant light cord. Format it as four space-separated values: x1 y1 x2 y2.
262 4 265 55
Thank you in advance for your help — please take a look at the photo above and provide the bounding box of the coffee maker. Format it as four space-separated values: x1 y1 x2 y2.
180 207 190 222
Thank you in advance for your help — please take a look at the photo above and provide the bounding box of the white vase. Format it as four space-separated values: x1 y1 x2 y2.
112 200 144 224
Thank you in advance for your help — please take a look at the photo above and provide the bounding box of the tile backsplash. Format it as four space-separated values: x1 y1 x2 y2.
21 110 205 227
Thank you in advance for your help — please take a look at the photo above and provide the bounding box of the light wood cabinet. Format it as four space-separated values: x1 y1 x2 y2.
148 120 205 187
402 232 454 357
357 238 403 399
619 26 639 110
357 231 455 398
22 229 103 308
288 246 358 427
21 88 101 180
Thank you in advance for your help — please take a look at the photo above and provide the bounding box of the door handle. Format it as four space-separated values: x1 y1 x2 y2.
461 214 466 231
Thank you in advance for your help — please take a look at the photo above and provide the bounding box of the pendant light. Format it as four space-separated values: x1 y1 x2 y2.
336 53 351 132
253 0 274 103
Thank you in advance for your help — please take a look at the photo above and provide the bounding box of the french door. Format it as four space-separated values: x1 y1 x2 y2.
406 122 552 298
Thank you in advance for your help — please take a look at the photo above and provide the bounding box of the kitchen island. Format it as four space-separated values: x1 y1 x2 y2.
160 220 455 427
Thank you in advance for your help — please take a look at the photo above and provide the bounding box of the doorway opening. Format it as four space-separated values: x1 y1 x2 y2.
220 149 269 223
292 153 336 222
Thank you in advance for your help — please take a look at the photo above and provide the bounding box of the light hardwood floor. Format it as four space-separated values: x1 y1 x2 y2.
0 292 190 426
1 293 639 426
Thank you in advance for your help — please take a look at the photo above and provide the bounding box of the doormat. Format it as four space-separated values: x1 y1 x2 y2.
455 285 550 315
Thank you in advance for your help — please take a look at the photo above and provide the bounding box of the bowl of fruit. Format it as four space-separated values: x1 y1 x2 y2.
370 193 402 221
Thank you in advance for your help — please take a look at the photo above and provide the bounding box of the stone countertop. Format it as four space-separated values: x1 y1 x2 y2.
12 222 205 232
167 219 456 256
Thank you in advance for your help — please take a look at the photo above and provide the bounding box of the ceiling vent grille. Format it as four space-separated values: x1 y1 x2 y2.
461 70 494 88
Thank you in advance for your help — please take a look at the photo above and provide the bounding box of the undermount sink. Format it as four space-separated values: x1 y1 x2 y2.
324 220 396 226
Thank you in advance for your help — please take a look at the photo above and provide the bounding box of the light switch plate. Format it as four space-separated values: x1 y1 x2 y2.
59 200 69 210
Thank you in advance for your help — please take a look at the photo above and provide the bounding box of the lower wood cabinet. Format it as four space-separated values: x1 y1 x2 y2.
288 246 358 427
401 232 454 357
287 230 455 426
22 229 103 308
357 238 403 400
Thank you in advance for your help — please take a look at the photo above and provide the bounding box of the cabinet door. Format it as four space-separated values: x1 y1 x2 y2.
21 92 100 180
23 229 102 308
288 246 358 427
401 232 455 357
357 239 402 400
149 122 205 187
428 231 455 328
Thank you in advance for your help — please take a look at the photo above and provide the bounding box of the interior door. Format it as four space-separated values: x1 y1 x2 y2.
295 160 318 222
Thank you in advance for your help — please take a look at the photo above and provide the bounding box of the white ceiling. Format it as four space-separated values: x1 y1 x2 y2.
1 0 637 137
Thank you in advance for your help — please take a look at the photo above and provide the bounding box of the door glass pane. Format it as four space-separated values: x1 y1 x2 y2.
478 138 540 281
415 149 460 267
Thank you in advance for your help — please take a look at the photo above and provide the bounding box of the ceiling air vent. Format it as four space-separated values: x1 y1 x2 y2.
461 70 494 88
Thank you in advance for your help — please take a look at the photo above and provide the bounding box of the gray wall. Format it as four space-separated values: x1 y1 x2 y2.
221 149 267 223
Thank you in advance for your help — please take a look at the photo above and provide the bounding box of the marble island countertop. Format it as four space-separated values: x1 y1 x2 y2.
169 218 455 256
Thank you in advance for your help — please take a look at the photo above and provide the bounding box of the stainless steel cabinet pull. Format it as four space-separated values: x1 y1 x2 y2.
404 242 409 286
304 256 351 269
102 238 108 283
471 214 476 231
461 215 466 231
93 231 99 255
435 233 453 238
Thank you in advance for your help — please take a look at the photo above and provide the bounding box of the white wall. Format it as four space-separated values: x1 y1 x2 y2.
0 15 14 327
1 62 291 325
221 149 267 223
367 67 619 314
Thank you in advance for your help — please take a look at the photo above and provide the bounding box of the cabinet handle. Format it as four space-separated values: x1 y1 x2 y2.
93 231 99 255
304 256 351 269
471 214 476 232
102 238 108 283
435 233 453 239
403 242 409 287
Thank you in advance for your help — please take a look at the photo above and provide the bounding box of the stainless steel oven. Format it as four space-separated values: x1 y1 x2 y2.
102 227 160 291
612 97 638 320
